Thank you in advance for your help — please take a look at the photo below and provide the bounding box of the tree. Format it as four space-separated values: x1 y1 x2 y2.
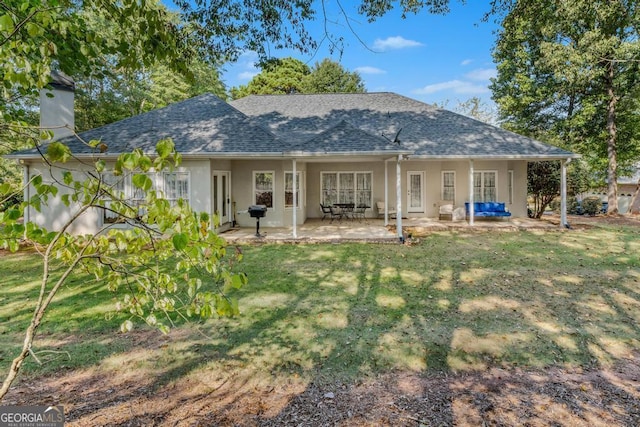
305 59 366 94
231 57 311 99
231 57 366 99
491 0 640 214
0 139 247 400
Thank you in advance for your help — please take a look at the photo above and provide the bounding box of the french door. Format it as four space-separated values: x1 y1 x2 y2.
212 171 231 226
407 171 425 213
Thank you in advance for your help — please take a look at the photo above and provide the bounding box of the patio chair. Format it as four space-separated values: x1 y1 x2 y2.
376 201 396 219
352 204 367 222
328 205 343 223
438 201 454 220
320 203 332 221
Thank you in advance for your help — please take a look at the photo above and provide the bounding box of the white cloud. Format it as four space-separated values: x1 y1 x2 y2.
465 68 497 81
354 66 387 75
238 71 258 80
460 59 473 66
413 80 490 95
372 36 423 51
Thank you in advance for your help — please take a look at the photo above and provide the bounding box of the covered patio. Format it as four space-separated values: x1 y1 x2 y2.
220 217 558 244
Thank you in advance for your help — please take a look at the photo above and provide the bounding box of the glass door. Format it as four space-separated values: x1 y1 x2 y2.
212 171 231 226
407 171 424 213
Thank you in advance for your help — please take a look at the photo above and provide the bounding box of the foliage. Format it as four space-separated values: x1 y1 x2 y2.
304 59 366 94
582 197 602 216
231 57 366 99
527 161 560 219
491 0 640 213
0 139 247 400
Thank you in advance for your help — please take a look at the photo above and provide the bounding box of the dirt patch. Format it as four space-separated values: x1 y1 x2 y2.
4 354 640 426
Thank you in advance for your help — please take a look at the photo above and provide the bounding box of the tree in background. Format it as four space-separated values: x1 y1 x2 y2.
304 58 366 94
231 58 311 99
491 0 640 214
231 57 365 99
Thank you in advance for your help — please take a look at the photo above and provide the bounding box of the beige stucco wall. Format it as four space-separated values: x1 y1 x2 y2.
231 159 307 227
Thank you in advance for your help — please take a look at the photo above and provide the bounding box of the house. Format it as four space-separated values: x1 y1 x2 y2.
8 78 578 239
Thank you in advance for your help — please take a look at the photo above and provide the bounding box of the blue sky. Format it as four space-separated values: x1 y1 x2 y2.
221 1 500 108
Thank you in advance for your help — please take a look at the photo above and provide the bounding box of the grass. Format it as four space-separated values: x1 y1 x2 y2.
1 224 640 391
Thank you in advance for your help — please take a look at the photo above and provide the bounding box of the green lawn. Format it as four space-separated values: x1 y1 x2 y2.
1 224 640 388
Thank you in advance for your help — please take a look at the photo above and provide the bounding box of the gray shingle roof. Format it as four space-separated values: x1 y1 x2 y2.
230 92 576 159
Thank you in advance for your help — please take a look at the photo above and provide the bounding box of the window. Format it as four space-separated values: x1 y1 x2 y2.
131 172 157 213
254 171 273 208
163 172 190 205
473 171 497 202
321 172 372 206
508 170 513 204
102 172 127 223
285 172 301 208
442 171 455 202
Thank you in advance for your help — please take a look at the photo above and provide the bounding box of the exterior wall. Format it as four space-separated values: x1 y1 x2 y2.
231 159 307 227
306 159 529 219
24 159 212 234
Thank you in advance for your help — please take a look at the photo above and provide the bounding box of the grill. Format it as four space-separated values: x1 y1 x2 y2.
248 205 267 237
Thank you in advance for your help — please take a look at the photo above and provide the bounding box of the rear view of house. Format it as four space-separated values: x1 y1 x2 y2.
8 83 578 238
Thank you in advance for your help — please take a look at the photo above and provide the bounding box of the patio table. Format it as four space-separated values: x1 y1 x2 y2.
332 203 355 220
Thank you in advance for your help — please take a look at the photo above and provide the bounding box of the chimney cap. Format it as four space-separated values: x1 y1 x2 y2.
49 70 75 92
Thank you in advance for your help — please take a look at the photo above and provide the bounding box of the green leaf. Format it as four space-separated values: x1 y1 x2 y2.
6 209 20 221
132 174 152 191
172 233 188 251
0 14 14 32
0 183 10 195
120 320 134 333
46 142 71 163
155 139 174 158
62 171 73 185
95 159 106 172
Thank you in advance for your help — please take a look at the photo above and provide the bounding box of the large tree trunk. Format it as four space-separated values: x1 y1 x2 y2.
606 61 619 214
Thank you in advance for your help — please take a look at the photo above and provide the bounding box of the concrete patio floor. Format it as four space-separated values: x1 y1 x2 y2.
220 217 559 243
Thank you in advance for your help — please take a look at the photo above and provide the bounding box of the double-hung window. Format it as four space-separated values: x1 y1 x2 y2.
321 172 372 206
163 172 190 206
442 171 456 202
254 171 274 208
285 171 302 208
102 172 127 223
473 171 497 202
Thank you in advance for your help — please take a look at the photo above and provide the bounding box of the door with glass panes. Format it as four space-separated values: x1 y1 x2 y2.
212 171 231 226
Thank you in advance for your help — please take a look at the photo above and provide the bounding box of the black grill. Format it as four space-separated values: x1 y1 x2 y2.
248 205 267 237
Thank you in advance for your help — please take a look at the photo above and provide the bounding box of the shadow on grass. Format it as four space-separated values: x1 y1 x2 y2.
2 225 640 424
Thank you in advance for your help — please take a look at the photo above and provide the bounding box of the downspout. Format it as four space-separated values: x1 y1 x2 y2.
469 159 474 226
292 159 297 239
396 155 403 242
560 158 571 229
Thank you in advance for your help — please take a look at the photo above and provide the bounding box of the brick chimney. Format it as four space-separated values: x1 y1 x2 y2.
40 70 75 141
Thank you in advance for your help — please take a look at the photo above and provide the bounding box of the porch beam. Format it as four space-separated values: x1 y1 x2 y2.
293 158 297 239
469 159 474 226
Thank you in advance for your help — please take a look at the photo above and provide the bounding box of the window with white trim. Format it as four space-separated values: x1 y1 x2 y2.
321 172 372 206
442 171 456 202
163 172 190 205
285 171 302 208
508 170 514 204
473 171 497 202
254 171 274 208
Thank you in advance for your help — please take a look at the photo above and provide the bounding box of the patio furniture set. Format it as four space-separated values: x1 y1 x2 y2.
320 203 369 223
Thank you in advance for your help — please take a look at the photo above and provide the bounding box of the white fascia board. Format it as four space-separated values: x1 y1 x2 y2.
408 153 580 161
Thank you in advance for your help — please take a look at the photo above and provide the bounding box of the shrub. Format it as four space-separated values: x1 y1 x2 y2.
582 197 602 216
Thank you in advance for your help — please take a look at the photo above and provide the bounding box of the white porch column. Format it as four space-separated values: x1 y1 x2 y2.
384 159 389 225
468 159 475 226
292 158 297 239
396 155 403 242
560 158 569 229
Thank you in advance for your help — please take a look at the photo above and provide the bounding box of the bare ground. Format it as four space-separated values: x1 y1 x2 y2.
4 350 640 426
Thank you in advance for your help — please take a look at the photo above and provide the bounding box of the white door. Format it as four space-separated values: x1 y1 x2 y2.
212 171 231 226
407 171 424 213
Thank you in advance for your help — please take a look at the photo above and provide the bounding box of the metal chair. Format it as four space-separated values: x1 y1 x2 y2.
328 205 343 223
352 204 367 222
320 203 332 221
